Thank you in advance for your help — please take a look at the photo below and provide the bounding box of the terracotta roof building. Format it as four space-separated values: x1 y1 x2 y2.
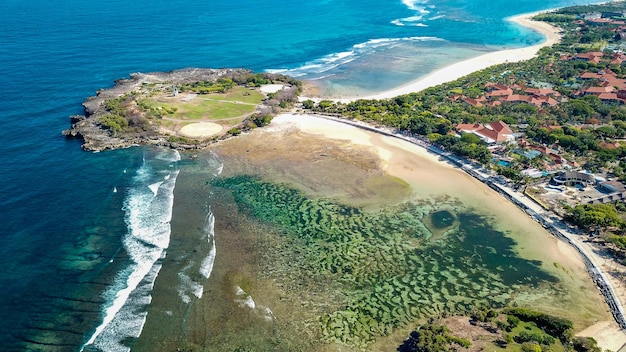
455 121 514 144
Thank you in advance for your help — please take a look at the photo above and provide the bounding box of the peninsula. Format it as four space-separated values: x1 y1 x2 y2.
63 68 301 151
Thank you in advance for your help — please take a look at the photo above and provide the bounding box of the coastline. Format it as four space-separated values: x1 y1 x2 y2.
269 112 626 350
128 6 626 351
303 10 561 102
284 7 626 350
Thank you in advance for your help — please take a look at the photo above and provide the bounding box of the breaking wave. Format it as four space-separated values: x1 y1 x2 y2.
82 148 180 352
267 36 445 79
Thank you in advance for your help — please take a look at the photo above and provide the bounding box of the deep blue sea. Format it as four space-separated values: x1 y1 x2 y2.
0 0 605 350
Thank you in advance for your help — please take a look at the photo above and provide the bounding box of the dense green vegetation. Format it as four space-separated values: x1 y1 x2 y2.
398 324 471 351
430 133 491 163
98 113 129 133
397 308 604 352
564 202 625 230
180 77 236 94
503 307 574 342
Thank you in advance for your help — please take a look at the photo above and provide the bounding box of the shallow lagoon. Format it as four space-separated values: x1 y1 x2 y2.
134 122 610 351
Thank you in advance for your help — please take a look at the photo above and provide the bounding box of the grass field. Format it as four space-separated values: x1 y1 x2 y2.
142 86 265 121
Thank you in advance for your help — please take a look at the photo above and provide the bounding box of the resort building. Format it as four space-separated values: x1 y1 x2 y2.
455 121 515 144
552 171 596 186
573 51 604 63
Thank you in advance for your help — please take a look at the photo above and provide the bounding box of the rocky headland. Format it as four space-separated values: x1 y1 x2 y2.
63 68 300 151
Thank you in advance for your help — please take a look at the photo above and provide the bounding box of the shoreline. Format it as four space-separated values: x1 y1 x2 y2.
272 112 626 350
303 10 562 102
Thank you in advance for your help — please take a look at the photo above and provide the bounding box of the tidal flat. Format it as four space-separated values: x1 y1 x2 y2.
134 116 611 351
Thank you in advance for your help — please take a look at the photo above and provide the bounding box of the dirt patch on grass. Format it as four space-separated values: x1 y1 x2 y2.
179 122 223 138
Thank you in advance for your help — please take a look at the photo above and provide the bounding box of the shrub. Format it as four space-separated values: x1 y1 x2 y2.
228 127 241 136
99 114 128 133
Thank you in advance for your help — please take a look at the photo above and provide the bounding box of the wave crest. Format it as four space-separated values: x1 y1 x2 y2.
267 36 445 78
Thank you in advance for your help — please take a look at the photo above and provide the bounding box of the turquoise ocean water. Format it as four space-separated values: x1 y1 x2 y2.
0 0 604 350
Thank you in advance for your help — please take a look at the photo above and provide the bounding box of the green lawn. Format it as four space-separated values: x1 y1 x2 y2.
174 99 256 120
140 86 265 120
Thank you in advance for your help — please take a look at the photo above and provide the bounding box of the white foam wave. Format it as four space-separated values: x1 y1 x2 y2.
263 307 275 322
267 36 444 78
148 181 163 196
86 261 162 352
401 0 429 12
82 148 180 351
199 211 216 279
393 0 433 27
178 271 204 303
176 205 217 303
233 286 274 321
234 286 256 309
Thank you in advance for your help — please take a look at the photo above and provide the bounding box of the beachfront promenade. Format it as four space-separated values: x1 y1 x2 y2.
307 112 626 332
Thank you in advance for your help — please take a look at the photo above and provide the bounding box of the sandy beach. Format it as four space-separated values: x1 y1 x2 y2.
301 11 562 102
360 12 561 100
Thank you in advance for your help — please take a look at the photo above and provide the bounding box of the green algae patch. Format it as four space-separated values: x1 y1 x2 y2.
211 175 561 348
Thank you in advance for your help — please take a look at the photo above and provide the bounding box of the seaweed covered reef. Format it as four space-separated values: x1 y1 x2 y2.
212 175 560 348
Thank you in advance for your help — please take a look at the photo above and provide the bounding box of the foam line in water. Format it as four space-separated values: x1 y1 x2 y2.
401 0 429 12
82 149 180 351
177 271 204 303
199 210 216 279
148 181 163 196
268 36 445 78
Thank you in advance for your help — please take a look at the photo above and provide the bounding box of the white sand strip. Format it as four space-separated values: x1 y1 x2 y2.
358 12 560 100
302 11 561 102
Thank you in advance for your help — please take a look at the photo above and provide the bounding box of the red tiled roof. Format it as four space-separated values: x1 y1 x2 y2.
488 121 513 135
584 86 615 95
525 88 560 96
455 121 514 143
463 98 483 107
599 141 622 149
456 123 482 132
597 92 626 103
486 88 513 97
485 83 509 91
504 94 530 103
